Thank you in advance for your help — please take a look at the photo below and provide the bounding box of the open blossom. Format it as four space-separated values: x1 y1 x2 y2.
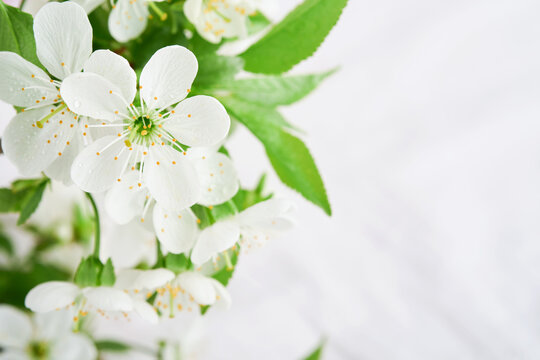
109 0 168 42
0 2 93 184
191 198 295 265
61 45 231 212
153 271 230 317
0 305 96 360
103 147 239 253
184 0 258 43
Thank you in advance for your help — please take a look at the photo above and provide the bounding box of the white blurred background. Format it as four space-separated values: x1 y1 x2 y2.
3 0 540 358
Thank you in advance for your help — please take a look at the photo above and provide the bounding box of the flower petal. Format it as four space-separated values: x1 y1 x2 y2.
154 204 198 254
44 132 84 185
165 95 230 147
139 45 198 110
115 268 175 290
2 106 77 176
71 135 133 193
25 281 80 312
176 272 218 305
186 149 238 206
235 198 295 234
133 299 158 324
190 220 240 265
108 0 149 43
61 72 127 122
33 309 72 340
104 170 147 224
50 333 97 360
210 279 231 309
0 349 29 360
0 52 56 107
71 0 105 13
34 2 92 79
144 145 201 212
84 49 137 104
82 287 133 312
0 305 32 348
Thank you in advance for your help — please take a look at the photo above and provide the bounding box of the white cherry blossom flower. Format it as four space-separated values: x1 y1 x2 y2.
25 280 134 322
184 0 258 43
0 2 93 184
0 305 96 360
61 45 231 213
191 198 295 265
153 271 230 317
114 268 175 323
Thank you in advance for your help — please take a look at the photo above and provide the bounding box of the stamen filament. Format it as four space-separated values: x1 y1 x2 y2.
36 103 67 128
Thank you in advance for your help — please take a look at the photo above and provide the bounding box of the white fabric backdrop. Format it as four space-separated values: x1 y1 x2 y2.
2 0 540 358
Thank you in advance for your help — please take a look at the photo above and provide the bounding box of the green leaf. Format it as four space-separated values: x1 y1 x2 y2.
95 340 131 353
17 179 48 225
303 342 325 360
0 188 16 212
164 253 190 273
221 97 331 215
0 1 41 68
74 256 102 287
193 55 244 88
211 248 239 287
100 258 116 286
0 231 13 255
217 70 335 107
240 0 347 74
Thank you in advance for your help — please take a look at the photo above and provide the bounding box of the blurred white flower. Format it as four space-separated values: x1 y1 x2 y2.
0 2 93 184
184 0 258 43
191 198 295 265
108 0 168 42
0 305 96 360
153 271 230 318
25 281 133 321
61 45 231 213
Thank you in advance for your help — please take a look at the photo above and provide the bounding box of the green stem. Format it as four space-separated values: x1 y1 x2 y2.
19 0 27 10
205 206 216 224
85 193 101 258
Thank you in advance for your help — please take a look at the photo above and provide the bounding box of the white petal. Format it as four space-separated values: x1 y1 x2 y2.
235 198 295 234
50 333 97 360
61 72 127 122
176 272 218 305
144 145 201 212
0 305 32 348
190 220 240 265
108 0 149 43
210 279 231 309
186 149 238 206
3 107 77 176
71 0 105 13
44 132 84 185
82 287 133 311
165 95 230 147
0 52 56 107
115 268 174 290
140 45 198 110
100 219 156 269
105 170 147 224
34 2 92 79
154 205 198 254
84 49 137 103
33 309 71 340
71 135 133 193
133 299 158 323
183 0 202 24
0 350 30 360
25 281 80 312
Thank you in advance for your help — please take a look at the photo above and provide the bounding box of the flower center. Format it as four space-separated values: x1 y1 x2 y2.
28 341 50 360
127 114 161 146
